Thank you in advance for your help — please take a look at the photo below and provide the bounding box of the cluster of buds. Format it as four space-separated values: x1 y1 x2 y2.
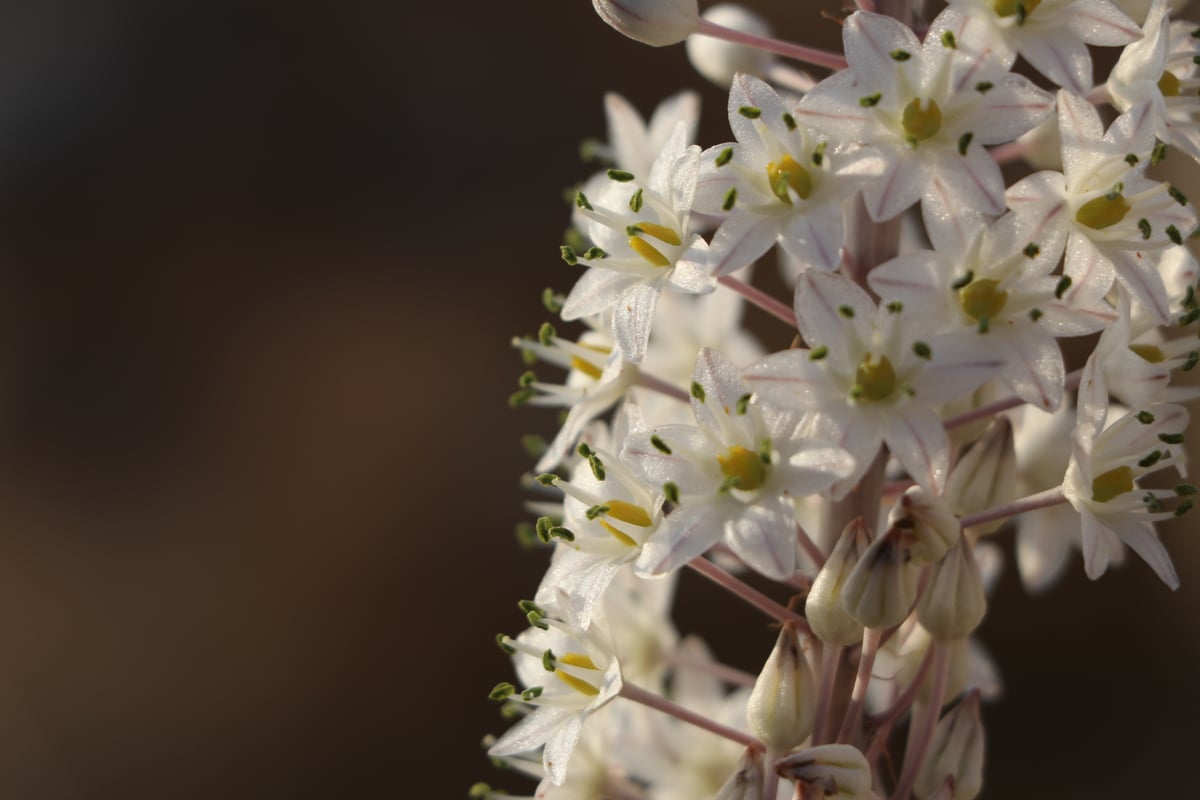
480 0 1200 797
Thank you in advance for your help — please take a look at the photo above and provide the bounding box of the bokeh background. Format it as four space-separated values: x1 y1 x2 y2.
0 1 1193 797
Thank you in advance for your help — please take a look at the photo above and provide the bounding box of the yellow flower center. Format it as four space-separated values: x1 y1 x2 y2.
716 445 767 491
1091 466 1134 503
555 652 601 696
902 98 942 143
1158 71 1181 97
993 0 1041 18
1075 192 1131 230
569 343 612 380
853 354 897 403
958 278 1009 323
765 154 814 205
598 499 653 547
1129 344 1166 363
628 221 681 268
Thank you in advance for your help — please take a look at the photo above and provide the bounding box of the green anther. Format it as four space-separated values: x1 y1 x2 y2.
1168 224 1184 245
1030 308 1044 321
1186 286 1197 309
587 454 606 481
783 112 797 130
812 141 827 166
766 154 814 204
913 341 932 359
977 317 990 333
1055 275 1072 299
809 345 828 360
1185 351 1200 371
853 354 898 403
736 393 752 415
536 473 558 487
560 245 578 265
716 445 767 491
519 599 543 615
759 439 772 464
469 782 493 799
1169 186 1188 205
489 683 516 701
521 687 543 700
1139 450 1163 468
629 188 644 212
860 93 882 107
691 381 707 402
838 305 855 318
535 516 553 542
521 434 547 458
1075 191 1131 230
514 520 538 549
519 370 537 388
976 81 994 93
577 443 594 457
1092 465 1134 503
723 187 737 211
715 147 734 167
1175 499 1194 516
959 278 1009 323
541 288 564 313
958 132 973 155
1176 484 1198 495
607 169 635 182
941 30 957 48
663 481 679 504
1136 411 1156 424
887 301 903 313
542 649 556 671
538 322 556 346
952 271 975 290
1130 343 1166 363
902 98 943 142
496 634 516 654
1016 2 1031 23
650 435 672 454
508 387 536 408
1153 141 1168 164
582 246 608 260
891 49 912 60
1024 243 1041 258
527 611 548 630
1144 493 1165 512
1139 218 1152 240
739 105 762 119
585 504 611 520
1160 432 1186 444
1125 154 1139 166
575 191 593 210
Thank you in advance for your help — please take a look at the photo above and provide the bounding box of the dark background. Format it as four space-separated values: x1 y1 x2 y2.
0 0 1193 796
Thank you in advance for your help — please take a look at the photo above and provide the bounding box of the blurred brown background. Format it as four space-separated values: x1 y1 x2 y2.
0 0 1192 797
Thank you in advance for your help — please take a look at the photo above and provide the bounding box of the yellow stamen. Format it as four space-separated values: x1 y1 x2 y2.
630 236 671 267
854 354 897 403
902 98 942 143
1092 465 1134 503
569 344 611 380
765 154 814 205
635 221 682 246
1075 193 1131 230
993 0 1040 17
600 520 638 547
555 652 601 696
958 278 1009 323
1159 71 1181 97
604 499 653 527
1130 344 1166 363
716 445 767 491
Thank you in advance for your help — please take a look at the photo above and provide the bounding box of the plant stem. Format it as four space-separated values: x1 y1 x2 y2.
718 275 797 327
957 487 1067 530
688 556 812 634
695 19 849 71
836 627 884 744
620 682 762 750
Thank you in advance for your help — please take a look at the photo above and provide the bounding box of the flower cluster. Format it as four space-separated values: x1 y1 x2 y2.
482 1 1200 797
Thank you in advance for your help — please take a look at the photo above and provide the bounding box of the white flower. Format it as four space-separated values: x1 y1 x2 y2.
563 123 716 364
743 271 1004 495
1061 354 1189 588
594 91 701 179
622 347 855 579
947 0 1141 94
694 73 883 276
592 0 699 47
795 9 1053 253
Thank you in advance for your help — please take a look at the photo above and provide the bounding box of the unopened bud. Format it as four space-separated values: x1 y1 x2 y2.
944 418 1017 536
747 623 815 749
685 4 773 88
806 519 870 646
915 692 986 800
885 625 971 706
889 487 960 564
776 744 873 799
918 536 988 640
593 0 699 47
840 526 919 630
714 747 764 800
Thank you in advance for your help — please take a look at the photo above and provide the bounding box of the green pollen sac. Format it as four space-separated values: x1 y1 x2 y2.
958 278 1009 323
854 354 897 403
1159 71 1182 97
766 154 814 205
716 445 767 491
1130 343 1166 363
1092 465 1135 503
901 98 942 143
1075 192 1132 230
993 0 1040 17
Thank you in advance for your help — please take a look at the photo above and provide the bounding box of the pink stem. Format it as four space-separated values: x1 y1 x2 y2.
688 557 812 634
620 682 762 750
812 642 844 745
944 369 1082 430
718 275 798 327
695 19 849 72
669 651 758 688
635 370 689 403
890 645 951 800
836 627 883 744
957 487 1067 530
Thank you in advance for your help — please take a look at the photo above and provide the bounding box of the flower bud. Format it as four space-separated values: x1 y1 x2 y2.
592 0 699 47
776 744 872 799
806 519 870 646
840 526 919 630
883 625 970 707
685 4 773 88
917 536 988 640
944 418 1017 537
746 623 815 749
914 692 986 800
889 487 960 565
714 747 764 800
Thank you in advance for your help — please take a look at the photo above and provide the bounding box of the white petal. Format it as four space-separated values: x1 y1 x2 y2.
562 267 635 321
489 706 575 759
843 11 919 91
1109 517 1180 590
726 500 796 579
613 281 661 364
623 425 719 496
1110 249 1171 325
708 211 783 277
862 154 924 223
742 350 831 411
1023 34 1093 95
1066 0 1142 46
635 500 728 575
885 407 949 493
996 329 1066 411
779 205 845 271
543 712 585 785
961 76 1055 145
1079 508 1121 580
795 270 876 355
